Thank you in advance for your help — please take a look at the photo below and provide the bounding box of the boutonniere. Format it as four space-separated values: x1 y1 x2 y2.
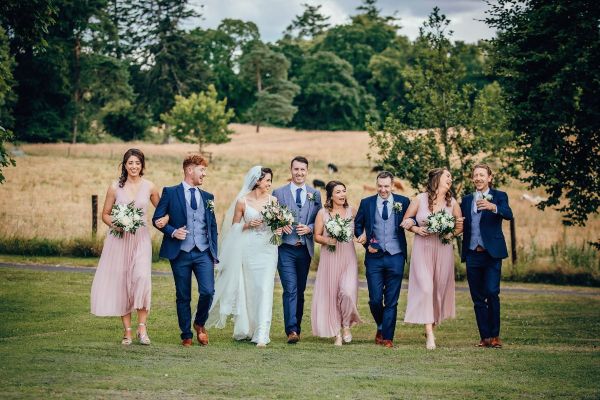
307 193 316 202
393 202 403 213
206 199 215 212
483 194 493 201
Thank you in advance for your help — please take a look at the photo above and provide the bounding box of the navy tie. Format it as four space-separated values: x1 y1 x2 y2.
382 200 389 220
189 188 198 210
295 188 303 208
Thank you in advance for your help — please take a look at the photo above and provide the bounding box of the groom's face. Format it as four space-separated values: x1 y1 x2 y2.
377 177 392 199
290 161 308 185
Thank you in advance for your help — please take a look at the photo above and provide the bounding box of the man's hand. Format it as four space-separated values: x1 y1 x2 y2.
296 223 311 236
367 245 379 253
476 199 496 212
282 225 293 234
173 226 189 240
355 233 367 245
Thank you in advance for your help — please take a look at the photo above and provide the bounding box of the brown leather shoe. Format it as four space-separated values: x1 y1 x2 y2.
476 338 491 347
181 338 193 347
287 331 299 344
375 330 383 345
490 337 503 348
382 339 394 348
193 323 209 346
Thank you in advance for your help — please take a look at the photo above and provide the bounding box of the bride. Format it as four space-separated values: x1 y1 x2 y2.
206 166 281 347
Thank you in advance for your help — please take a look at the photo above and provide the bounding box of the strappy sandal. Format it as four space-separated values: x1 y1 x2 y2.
121 327 133 345
137 323 151 345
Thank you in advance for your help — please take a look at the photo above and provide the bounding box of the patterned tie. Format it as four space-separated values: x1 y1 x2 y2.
382 200 389 220
189 187 198 210
295 187 303 208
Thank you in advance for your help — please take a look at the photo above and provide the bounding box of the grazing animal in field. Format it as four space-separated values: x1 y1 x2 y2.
327 163 338 174
393 181 405 191
521 193 547 205
363 184 377 192
313 179 326 189
371 165 384 173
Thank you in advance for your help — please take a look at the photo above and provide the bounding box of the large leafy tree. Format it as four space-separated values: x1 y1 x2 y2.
486 0 600 226
368 8 516 197
284 3 331 40
240 42 299 132
161 85 234 152
293 51 376 130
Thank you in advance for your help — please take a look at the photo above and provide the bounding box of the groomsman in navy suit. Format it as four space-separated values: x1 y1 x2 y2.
461 164 513 348
152 154 218 347
273 156 321 343
355 171 410 348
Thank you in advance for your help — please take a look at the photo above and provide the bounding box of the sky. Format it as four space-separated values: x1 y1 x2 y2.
187 0 496 43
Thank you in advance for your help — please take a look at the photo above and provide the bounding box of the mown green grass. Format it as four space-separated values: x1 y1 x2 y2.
0 267 599 399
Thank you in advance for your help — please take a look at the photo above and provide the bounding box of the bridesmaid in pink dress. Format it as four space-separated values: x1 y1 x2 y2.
90 149 168 345
401 168 464 349
311 181 362 346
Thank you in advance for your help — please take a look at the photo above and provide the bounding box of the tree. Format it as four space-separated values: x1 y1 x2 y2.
486 0 600 226
293 51 377 130
161 85 234 152
0 126 15 184
284 3 330 39
368 8 516 197
240 42 299 132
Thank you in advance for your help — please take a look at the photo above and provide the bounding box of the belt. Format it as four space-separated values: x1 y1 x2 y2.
294 242 304 247
475 245 486 253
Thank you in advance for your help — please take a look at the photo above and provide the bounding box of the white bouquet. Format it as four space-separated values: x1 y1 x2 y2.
324 214 353 252
425 210 456 245
261 202 295 246
110 201 145 238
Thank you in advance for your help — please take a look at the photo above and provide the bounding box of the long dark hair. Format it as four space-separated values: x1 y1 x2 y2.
426 168 452 211
324 180 348 211
252 167 273 190
118 148 145 188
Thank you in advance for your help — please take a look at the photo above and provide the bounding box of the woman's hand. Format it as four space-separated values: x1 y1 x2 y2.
248 219 263 228
155 214 169 229
400 218 415 230
274 227 283 236
411 226 430 237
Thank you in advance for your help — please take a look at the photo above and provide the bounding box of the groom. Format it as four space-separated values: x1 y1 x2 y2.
273 156 321 343
355 171 410 348
152 154 218 347
460 164 513 349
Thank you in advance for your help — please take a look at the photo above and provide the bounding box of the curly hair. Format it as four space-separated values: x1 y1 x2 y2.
324 180 348 211
426 168 452 212
118 148 145 188
183 153 208 170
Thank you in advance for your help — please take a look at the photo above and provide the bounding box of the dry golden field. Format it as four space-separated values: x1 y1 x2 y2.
1 123 598 255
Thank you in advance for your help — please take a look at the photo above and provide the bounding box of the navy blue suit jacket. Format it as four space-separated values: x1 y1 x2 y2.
460 188 513 262
152 183 218 262
354 194 410 258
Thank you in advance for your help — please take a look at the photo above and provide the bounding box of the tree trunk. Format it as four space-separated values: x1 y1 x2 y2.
71 34 81 144
255 66 262 133
256 122 260 133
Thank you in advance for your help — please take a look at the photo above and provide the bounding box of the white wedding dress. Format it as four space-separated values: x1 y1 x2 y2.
206 167 278 345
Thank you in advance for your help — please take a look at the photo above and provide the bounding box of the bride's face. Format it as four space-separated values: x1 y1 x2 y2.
332 185 347 206
256 173 272 192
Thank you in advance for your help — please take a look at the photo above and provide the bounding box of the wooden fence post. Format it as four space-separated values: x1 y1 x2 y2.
510 218 517 264
92 195 98 237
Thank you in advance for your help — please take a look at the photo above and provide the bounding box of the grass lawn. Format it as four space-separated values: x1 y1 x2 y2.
0 267 599 399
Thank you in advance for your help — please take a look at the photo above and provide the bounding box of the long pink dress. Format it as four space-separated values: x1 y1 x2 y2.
90 179 152 316
311 207 362 337
404 193 456 325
